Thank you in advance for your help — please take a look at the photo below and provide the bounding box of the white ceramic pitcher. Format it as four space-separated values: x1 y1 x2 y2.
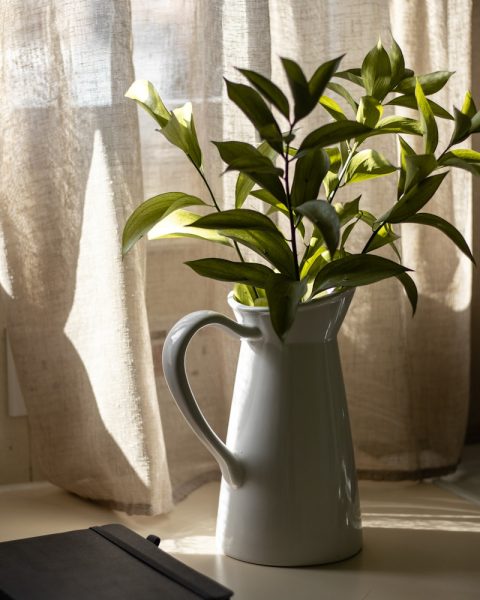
162 288 362 566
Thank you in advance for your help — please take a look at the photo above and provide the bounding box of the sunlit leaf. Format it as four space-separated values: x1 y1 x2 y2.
404 153 437 192
461 91 477 118
125 79 170 127
346 149 397 183
233 283 256 306
356 95 383 127
415 79 438 154
449 107 472 146
122 192 206 255
361 38 392 100
396 71 454 95
334 196 361 225
148 209 229 245
235 141 278 208
319 96 346 120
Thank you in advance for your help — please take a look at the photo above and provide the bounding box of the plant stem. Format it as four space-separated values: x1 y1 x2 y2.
195 163 258 295
284 138 301 280
327 142 359 204
362 222 382 253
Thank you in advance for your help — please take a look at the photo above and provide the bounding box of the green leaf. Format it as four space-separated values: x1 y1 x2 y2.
298 121 371 153
214 142 286 203
404 212 475 263
281 58 312 122
148 209 229 245
235 141 278 208
326 82 359 114
233 283 256 306
470 111 480 133
461 91 477 118
380 172 448 223
295 200 340 256
346 149 397 184
291 147 330 207
386 95 453 120
213 141 282 175
319 96 346 120
333 68 364 87
125 79 170 127
308 56 344 106
225 79 283 152
396 71 454 95
237 68 290 118
122 192 206 255
264 274 307 340
185 258 275 286
439 155 480 176
191 208 279 232
404 153 437 192
396 272 418 315
250 189 305 237
449 107 472 146
334 196 361 225
313 254 410 295
340 221 357 249
364 223 400 256
361 38 392 100
374 116 423 135
161 103 203 168
397 136 416 197
356 95 383 127
221 229 296 277
415 79 438 154
388 37 406 88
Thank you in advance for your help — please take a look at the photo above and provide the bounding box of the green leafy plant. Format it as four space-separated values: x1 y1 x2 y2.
123 38 479 340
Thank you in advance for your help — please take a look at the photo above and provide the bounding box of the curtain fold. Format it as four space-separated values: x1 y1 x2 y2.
1 0 476 514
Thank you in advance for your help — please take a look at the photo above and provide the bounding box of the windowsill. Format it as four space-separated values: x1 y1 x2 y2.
1 479 480 599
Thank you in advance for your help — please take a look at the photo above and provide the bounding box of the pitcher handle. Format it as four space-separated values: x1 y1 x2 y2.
162 310 262 489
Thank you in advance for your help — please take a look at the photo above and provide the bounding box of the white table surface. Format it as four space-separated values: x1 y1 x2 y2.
1 479 480 599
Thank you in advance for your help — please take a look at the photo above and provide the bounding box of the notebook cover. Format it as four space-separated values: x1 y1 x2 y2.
0 524 233 600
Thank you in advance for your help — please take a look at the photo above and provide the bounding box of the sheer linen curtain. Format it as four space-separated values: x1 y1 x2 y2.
1 0 476 515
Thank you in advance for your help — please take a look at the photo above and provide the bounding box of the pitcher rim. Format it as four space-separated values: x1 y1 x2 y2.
227 287 355 314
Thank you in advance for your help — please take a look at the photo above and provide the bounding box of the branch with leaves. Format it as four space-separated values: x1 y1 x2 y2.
123 37 479 340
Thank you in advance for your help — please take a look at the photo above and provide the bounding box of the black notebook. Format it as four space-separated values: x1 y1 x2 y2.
0 524 233 599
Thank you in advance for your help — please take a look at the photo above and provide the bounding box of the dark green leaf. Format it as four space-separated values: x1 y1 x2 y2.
439 153 480 176
340 221 357 249
364 223 400 255
185 258 275 286
235 141 278 208
415 79 438 154
381 172 448 223
404 212 475 263
346 149 397 183
308 56 344 106
396 272 418 315
374 116 423 135
333 68 364 87
298 121 371 153
361 38 392 100
225 79 283 152
396 71 454 95
250 189 305 237
122 192 206 255
388 37 406 88
470 111 480 133
281 58 312 122
237 68 290 118
326 82 359 114
449 107 472 146
265 274 307 340
356 95 383 127
386 95 454 120
313 254 410 295
213 141 283 175
397 136 416 197
191 208 278 232
404 153 437 192
291 147 330 207
295 200 340 256
221 229 296 277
